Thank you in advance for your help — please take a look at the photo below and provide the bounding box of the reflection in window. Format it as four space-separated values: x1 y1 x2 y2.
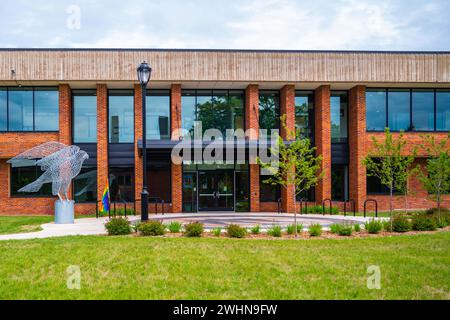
0 89 6 131
73 91 97 143
181 90 245 138
331 91 348 143
295 91 314 140
259 91 280 138
8 88 33 131
146 90 170 140
412 90 434 131
109 90 134 143
34 88 59 131
366 89 386 131
331 164 348 201
10 159 52 197
437 90 450 131
109 167 134 202
388 89 410 131
73 166 97 203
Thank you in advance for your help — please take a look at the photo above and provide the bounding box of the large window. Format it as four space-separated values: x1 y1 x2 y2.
109 90 134 143
331 164 348 201
437 90 450 131
73 90 97 143
0 87 58 132
367 88 448 132
388 89 410 131
295 91 314 141
181 90 244 137
260 169 281 202
109 167 134 202
73 166 97 203
10 160 52 197
146 90 170 140
366 89 387 131
148 162 171 202
259 91 280 138
331 91 348 143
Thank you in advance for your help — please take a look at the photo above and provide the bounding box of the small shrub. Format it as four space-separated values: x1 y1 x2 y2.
308 223 322 236
411 216 437 231
139 220 165 236
184 222 204 237
250 224 261 235
131 221 141 233
166 221 182 233
365 220 383 234
392 217 412 233
105 217 132 235
337 224 353 236
329 224 341 234
212 227 222 237
436 218 448 228
353 224 361 232
382 220 392 232
286 224 303 235
267 225 282 237
226 224 247 238
304 205 339 215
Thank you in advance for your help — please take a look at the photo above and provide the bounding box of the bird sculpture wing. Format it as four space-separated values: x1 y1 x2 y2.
36 145 80 171
7 141 68 163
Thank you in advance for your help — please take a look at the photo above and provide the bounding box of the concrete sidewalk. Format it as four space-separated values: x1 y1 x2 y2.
0 213 378 241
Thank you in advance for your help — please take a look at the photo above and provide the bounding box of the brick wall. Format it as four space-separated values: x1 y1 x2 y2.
280 84 296 213
96 84 108 203
314 85 332 205
171 84 182 213
246 84 260 212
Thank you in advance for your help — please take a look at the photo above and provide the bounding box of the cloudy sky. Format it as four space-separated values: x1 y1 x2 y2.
0 0 449 50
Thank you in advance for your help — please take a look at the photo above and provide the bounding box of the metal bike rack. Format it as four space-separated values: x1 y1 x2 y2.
364 199 378 218
344 199 356 217
322 198 332 215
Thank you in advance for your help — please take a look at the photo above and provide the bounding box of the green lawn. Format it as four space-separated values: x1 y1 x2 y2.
0 216 53 235
0 232 449 299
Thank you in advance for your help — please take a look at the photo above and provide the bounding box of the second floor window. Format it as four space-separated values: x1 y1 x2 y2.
259 91 280 138
295 91 314 141
73 90 97 143
146 90 170 140
331 91 348 143
109 90 134 143
0 87 59 132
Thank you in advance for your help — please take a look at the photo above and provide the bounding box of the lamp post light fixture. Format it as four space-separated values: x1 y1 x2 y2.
137 61 152 221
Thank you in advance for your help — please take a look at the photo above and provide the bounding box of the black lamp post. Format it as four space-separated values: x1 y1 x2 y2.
137 61 152 221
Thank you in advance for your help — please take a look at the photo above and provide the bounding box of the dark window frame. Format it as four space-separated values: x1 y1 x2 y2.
366 88 450 133
146 89 172 140
108 89 135 144
258 90 280 134
72 89 98 144
0 86 59 133
294 90 315 142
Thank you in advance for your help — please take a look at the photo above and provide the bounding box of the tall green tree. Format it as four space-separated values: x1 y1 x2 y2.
418 134 450 221
258 116 323 237
363 128 413 227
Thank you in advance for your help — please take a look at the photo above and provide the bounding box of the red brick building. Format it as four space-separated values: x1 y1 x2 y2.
0 49 449 215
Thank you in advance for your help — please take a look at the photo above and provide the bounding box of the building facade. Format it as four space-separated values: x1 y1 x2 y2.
0 49 449 215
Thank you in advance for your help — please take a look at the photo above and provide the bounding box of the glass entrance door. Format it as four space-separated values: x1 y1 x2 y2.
198 170 234 211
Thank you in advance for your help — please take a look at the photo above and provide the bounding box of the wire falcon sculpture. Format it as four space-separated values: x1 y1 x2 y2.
7 141 89 201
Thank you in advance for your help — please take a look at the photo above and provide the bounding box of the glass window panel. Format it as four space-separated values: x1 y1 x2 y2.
437 90 450 131
109 91 134 143
196 90 213 136
148 163 171 202
331 92 348 143
0 89 6 131
331 164 348 201
212 90 230 137
73 167 97 202
295 91 314 140
412 90 434 131
259 91 280 138
11 164 52 197
73 92 97 143
229 90 245 131
8 88 33 131
181 91 196 138
388 89 410 131
109 166 134 201
366 89 386 131
146 90 170 140
34 88 59 131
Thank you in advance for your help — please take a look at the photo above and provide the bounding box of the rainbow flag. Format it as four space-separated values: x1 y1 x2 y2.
99 178 110 215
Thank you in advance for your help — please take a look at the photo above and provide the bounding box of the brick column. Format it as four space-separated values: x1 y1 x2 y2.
280 84 296 213
349 85 367 212
59 84 73 198
134 84 143 211
246 84 260 212
314 85 332 204
96 84 108 203
171 84 182 213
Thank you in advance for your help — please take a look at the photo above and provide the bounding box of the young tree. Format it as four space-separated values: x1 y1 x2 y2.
258 117 323 238
394 150 417 214
418 134 450 221
363 128 413 227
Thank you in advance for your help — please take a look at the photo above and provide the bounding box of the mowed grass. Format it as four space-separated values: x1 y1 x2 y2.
0 216 53 235
0 232 449 300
